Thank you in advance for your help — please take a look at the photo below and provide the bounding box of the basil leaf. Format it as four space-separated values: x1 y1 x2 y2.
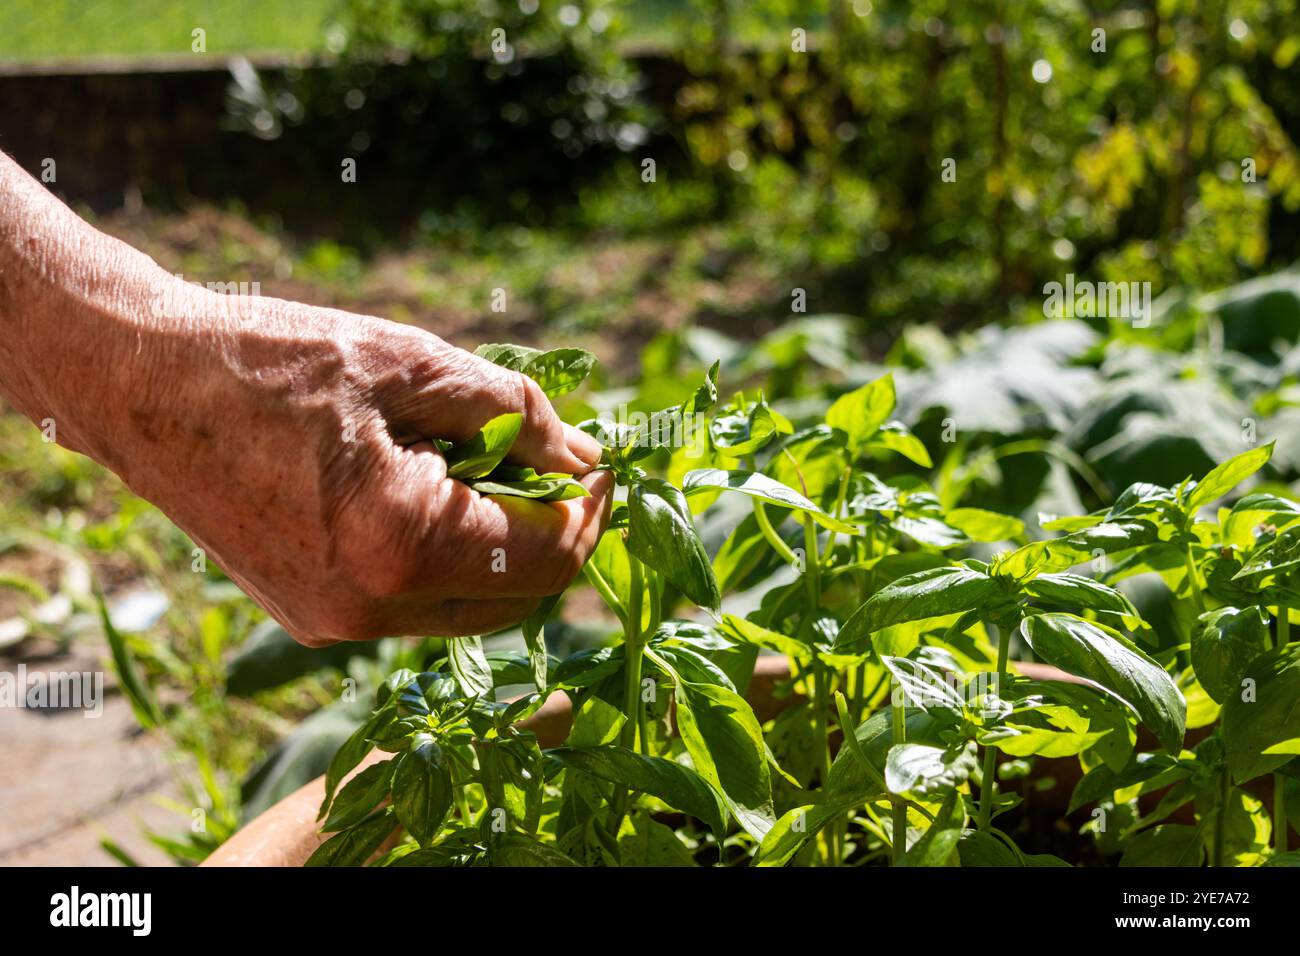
835 566 1001 651
1020 613 1185 753
1118 824 1205 867
900 789 964 867
626 478 721 612
709 402 783 456
649 647 774 839
720 613 813 661
449 635 494 698
880 655 966 717
682 468 858 534
445 413 523 480
490 833 581 867
826 373 895 448
522 594 559 691
1067 753 1185 814
1191 606 1270 705
320 706 393 814
549 745 728 836
617 814 697 866
305 808 395 867
1023 573 1139 618
753 803 849 867
992 538 1093 579
885 741 978 797
321 759 394 832
469 470 589 500
392 735 454 847
521 347 596 399
1186 441 1274 511
474 343 542 370
865 420 932 467
1222 643 1300 783
944 507 1025 543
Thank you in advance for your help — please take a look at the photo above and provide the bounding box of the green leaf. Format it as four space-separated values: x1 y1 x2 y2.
957 830 1021 866
521 595 559 691
835 567 1000 650
1023 573 1139 618
719 613 812 661
1020 613 1185 753
885 741 978 797
626 478 721 612
521 348 597 399
392 735 454 847
978 723 1109 758
1068 753 1185 814
616 814 698 867
709 401 783 456
305 808 395 867
880 655 966 717
992 538 1092 579
1118 825 1205 867
448 636 494 698
320 707 391 813
865 420 932 467
321 759 394 832
549 746 728 836
649 648 774 839
1187 442 1275 511
95 587 161 729
827 373 895 447
900 789 963 867
944 507 1024 543
1191 606 1270 705
491 833 581 867
445 413 523 480
474 343 542 370
468 466 589 501
753 803 849 867
828 708 947 803
684 361 721 418
1223 643 1300 783
682 468 858 533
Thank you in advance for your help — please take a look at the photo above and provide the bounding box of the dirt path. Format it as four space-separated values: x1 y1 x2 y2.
0 640 181 866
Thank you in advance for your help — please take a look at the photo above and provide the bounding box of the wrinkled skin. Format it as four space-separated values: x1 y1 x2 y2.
0 150 612 645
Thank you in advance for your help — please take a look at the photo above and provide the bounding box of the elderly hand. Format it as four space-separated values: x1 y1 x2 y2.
0 150 612 645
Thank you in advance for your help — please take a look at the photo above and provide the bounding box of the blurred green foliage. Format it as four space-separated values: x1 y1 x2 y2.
221 0 1300 328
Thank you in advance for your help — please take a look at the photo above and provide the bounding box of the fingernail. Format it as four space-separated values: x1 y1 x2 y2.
567 427 603 469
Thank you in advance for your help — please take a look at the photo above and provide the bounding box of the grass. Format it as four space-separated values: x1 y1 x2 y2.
0 0 706 63
0 0 346 61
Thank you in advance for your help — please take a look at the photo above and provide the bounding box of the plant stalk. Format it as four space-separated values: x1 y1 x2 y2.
1213 768 1230 867
1183 542 1206 615
977 622 1010 831
1275 773 1288 856
609 555 647 833
890 697 907 865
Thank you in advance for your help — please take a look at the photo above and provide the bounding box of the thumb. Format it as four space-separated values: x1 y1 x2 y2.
378 337 601 475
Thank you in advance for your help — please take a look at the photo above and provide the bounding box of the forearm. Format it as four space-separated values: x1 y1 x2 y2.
0 149 192 475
